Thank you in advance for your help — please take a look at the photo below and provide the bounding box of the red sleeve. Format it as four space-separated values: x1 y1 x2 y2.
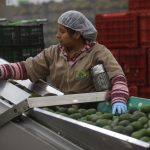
0 61 28 80
111 74 129 104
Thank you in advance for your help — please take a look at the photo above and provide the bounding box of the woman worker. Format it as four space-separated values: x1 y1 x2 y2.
0 10 129 115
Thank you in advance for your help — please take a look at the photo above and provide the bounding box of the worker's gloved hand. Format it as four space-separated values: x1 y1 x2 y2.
112 102 127 115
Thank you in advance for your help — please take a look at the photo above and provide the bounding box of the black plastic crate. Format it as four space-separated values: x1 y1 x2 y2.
0 24 44 47
0 47 43 62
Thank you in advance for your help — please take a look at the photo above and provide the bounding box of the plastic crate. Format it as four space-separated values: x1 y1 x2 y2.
128 0 150 11
97 96 150 113
128 85 138 97
0 47 42 62
139 12 150 48
0 24 44 47
119 49 147 86
95 12 139 48
138 86 150 99
148 49 150 85
128 96 150 110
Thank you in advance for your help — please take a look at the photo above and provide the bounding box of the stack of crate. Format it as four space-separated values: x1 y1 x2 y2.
95 0 150 98
0 20 45 62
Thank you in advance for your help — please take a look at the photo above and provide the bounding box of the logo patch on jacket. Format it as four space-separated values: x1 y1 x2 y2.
75 70 88 80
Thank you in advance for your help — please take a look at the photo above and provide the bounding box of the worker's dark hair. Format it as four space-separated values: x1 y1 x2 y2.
65 27 76 35
65 27 86 42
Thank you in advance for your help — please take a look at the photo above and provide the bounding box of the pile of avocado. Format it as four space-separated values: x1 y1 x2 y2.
44 105 150 143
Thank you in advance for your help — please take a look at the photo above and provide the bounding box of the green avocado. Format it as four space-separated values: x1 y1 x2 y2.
131 121 143 131
119 113 131 121
85 108 97 115
100 113 113 120
112 125 125 134
131 129 146 139
118 120 130 127
138 116 148 124
95 119 110 127
69 113 82 119
130 111 146 122
140 136 150 142
67 107 78 115
78 108 87 116
124 125 134 136
140 105 150 113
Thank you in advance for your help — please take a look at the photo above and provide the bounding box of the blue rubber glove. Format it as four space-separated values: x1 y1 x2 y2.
112 102 127 115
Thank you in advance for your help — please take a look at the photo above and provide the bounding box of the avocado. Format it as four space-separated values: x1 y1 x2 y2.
119 113 131 121
138 116 148 124
67 107 78 115
118 120 130 127
69 112 82 119
96 112 103 116
130 111 146 122
128 107 138 114
78 108 87 116
131 129 146 139
79 116 87 121
140 136 150 142
85 108 97 115
59 113 69 117
103 125 112 130
95 119 110 127
144 123 148 129
113 125 125 134
90 114 100 122
124 125 134 136
111 117 119 126
141 105 150 114
100 113 113 120
131 121 143 131
145 128 150 137
86 114 95 121
148 120 150 128
81 120 93 125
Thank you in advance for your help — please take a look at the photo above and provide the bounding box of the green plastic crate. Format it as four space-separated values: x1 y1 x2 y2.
97 96 150 113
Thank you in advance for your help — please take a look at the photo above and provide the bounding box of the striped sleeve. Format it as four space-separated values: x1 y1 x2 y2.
0 61 28 80
111 74 129 104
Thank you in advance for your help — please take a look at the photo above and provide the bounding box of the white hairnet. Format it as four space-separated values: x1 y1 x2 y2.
58 10 97 41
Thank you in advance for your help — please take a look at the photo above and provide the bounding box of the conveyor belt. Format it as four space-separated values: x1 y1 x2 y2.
0 57 149 150
0 101 83 150
29 108 150 150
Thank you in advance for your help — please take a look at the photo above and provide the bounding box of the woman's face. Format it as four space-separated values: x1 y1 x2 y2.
56 24 76 48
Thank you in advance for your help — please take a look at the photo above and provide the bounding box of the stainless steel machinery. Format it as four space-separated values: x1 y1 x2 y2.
0 58 149 150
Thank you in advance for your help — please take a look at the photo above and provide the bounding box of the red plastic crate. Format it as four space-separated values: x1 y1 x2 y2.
95 12 139 49
128 85 138 97
119 49 147 86
128 0 150 11
139 12 150 48
148 49 150 85
138 86 150 98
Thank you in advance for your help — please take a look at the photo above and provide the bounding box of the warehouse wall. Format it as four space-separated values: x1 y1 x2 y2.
0 0 6 17
0 0 14 18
